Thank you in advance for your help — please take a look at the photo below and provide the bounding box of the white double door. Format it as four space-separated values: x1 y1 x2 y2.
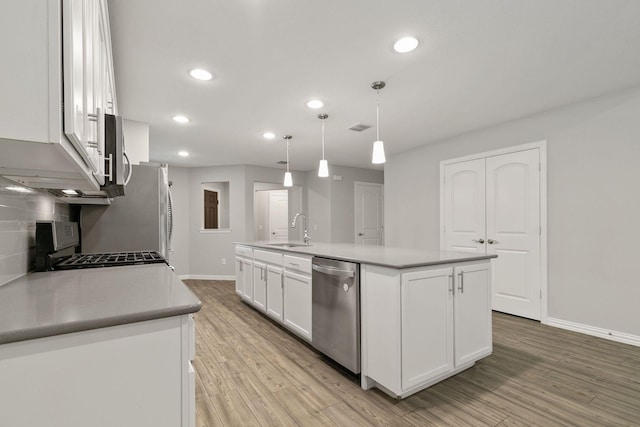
442 148 542 320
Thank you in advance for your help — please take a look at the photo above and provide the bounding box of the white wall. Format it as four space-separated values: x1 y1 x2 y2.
123 119 149 165
385 86 640 337
0 177 70 285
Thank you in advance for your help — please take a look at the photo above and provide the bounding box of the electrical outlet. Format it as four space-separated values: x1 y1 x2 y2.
221 258 226 265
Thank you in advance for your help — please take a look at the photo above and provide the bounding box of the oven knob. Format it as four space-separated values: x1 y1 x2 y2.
343 283 349 292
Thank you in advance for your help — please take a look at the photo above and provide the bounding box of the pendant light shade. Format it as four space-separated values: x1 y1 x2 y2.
372 140 386 164
283 135 293 187
371 81 386 165
317 113 329 177
283 172 293 187
318 160 329 177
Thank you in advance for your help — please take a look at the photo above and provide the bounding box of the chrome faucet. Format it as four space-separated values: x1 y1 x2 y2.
291 213 311 245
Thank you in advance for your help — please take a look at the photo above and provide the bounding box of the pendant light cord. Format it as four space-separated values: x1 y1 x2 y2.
286 140 290 172
376 89 380 141
321 120 326 160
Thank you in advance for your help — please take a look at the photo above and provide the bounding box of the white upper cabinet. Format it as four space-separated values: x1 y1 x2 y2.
0 0 117 191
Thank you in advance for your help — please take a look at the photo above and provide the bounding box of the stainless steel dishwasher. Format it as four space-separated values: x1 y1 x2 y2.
311 257 360 374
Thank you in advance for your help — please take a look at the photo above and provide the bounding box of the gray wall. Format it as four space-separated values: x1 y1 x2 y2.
168 167 190 277
0 177 70 285
385 86 640 336
306 165 384 243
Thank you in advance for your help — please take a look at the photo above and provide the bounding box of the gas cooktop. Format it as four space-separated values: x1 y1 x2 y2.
53 251 167 270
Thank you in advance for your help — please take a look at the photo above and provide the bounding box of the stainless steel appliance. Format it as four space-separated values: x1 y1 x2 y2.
34 221 166 271
311 257 361 374
80 163 173 259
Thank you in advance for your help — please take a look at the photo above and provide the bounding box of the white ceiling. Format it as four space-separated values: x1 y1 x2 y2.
108 0 640 172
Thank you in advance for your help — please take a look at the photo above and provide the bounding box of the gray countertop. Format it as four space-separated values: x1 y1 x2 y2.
0 264 201 345
236 241 497 269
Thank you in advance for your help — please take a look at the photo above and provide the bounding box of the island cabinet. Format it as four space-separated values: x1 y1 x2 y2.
282 254 313 342
361 261 492 398
234 245 253 301
0 315 196 427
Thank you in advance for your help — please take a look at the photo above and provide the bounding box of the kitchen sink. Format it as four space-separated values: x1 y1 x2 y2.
267 243 310 248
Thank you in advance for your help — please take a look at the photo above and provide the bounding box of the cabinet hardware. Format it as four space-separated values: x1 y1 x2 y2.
487 239 498 244
88 113 97 122
87 141 98 148
472 238 485 244
458 271 464 293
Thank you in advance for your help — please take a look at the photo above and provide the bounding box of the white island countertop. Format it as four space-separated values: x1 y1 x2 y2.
236 241 496 269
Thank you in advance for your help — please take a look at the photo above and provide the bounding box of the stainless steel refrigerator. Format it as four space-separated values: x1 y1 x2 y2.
80 163 172 259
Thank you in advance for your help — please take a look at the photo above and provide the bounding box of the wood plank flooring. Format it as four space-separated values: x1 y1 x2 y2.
184 279 640 426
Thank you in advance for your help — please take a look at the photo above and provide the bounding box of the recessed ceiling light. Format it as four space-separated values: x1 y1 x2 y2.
393 36 419 53
262 132 276 139
5 185 33 193
172 115 190 124
306 99 324 109
178 151 189 157
189 68 213 81
62 189 79 195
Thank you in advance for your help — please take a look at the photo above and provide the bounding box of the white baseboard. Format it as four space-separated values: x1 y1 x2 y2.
179 274 236 281
547 317 640 347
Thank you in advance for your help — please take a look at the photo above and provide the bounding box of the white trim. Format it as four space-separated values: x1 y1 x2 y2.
198 229 232 233
179 274 235 281
439 140 548 323
547 317 640 347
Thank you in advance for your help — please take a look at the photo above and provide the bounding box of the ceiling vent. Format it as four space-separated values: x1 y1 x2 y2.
348 122 371 132
276 160 288 165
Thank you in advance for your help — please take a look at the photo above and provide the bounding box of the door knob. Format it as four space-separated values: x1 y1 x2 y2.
472 238 485 244
488 239 498 244
358 233 364 236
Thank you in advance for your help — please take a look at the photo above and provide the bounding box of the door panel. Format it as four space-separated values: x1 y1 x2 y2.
486 149 541 320
355 183 384 246
269 190 289 242
443 159 485 253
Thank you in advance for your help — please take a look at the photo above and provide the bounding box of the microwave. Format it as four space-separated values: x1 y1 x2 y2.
101 114 130 197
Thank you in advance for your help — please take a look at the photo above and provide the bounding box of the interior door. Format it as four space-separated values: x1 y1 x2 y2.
355 182 384 246
486 149 541 320
269 190 289 242
443 159 486 253
204 190 218 229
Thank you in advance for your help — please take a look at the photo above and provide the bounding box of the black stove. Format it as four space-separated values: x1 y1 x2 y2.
54 251 167 270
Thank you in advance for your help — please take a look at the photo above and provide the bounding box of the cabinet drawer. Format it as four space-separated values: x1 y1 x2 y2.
235 245 253 258
283 254 312 274
254 249 283 265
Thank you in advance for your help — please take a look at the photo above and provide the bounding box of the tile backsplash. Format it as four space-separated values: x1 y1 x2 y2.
0 176 70 286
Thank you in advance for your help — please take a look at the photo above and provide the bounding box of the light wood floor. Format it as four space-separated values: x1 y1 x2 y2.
184 279 640 426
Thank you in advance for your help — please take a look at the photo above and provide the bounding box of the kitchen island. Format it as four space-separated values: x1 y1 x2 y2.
0 264 201 427
235 241 497 399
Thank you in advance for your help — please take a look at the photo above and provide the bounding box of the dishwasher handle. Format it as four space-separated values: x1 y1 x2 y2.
312 263 355 278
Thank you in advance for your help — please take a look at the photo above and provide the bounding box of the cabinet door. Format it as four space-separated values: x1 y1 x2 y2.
234 257 243 296
252 262 267 312
401 267 454 391
266 265 284 322
241 259 253 302
283 270 312 341
453 263 492 367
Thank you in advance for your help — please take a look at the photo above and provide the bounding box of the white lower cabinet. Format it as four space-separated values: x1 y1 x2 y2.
252 261 267 312
266 265 284 322
234 246 311 342
0 315 194 427
235 246 253 302
283 269 312 342
363 261 492 398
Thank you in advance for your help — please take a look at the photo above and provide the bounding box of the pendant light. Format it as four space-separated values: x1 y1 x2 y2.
317 113 329 177
371 81 386 164
283 135 293 187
